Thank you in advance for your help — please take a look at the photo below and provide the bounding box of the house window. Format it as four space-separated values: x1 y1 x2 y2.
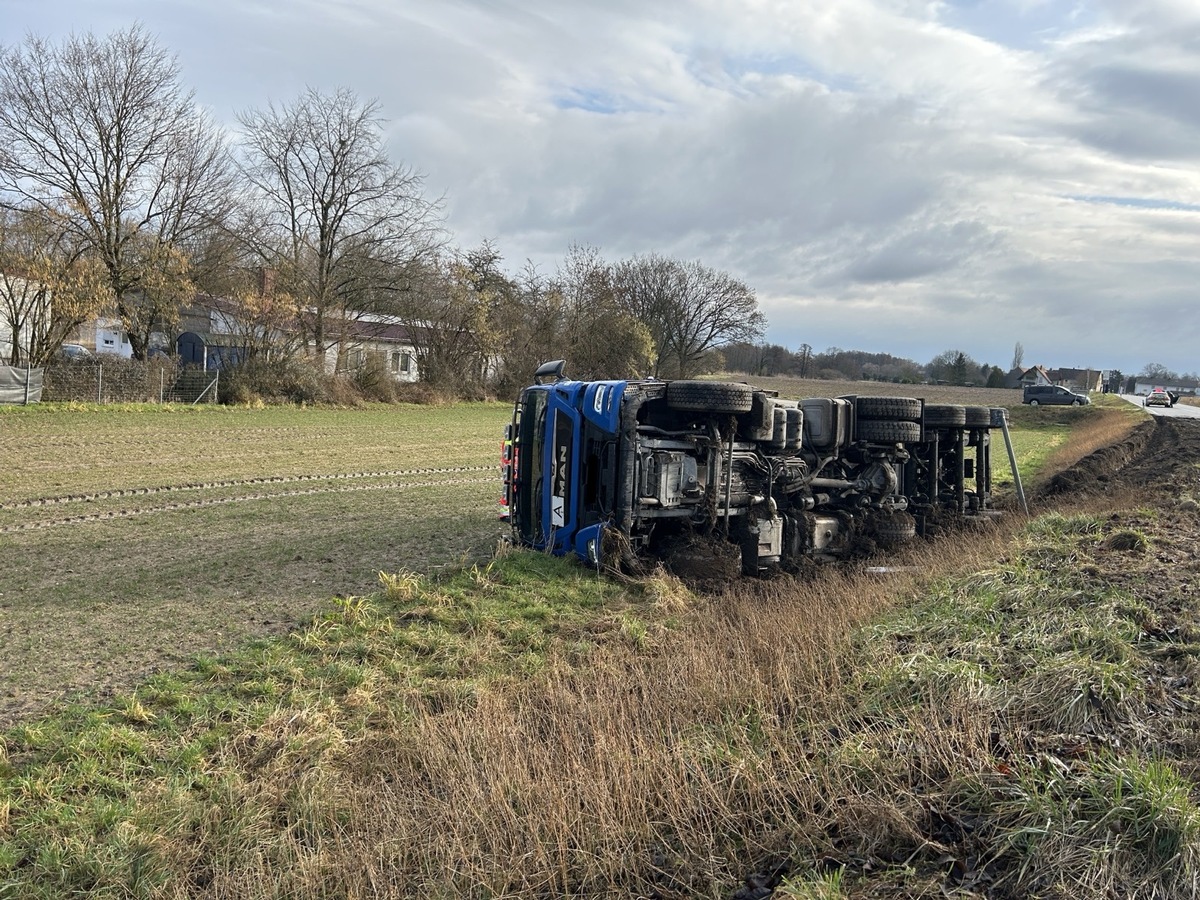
349 349 363 369
391 351 413 375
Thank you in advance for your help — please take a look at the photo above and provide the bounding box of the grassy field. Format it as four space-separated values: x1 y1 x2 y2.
0 402 513 722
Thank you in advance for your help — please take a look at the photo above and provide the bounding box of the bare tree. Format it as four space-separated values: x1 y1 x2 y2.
490 258 566 394
1011 341 1024 372
238 87 444 368
0 26 235 359
928 348 980 385
398 251 494 389
612 253 763 379
1140 362 1177 382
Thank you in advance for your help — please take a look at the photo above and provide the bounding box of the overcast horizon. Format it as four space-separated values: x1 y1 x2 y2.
3 1 1199 378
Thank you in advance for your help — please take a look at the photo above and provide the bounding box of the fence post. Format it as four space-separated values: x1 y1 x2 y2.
160 368 164 404
23 365 30 406
97 364 103 404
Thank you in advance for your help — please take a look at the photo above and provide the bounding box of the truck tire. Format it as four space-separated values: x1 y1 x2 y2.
666 380 754 414
855 396 922 421
923 404 967 428
963 405 991 428
856 419 921 444
1028 399 1040 406
874 512 917 545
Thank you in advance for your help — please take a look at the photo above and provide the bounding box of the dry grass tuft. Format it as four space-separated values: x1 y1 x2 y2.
1100 529 1149 552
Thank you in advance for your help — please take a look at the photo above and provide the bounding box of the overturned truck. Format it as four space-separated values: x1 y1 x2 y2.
501 361 1005 575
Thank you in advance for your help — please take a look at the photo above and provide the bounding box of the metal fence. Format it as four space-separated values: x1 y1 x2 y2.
40 360 219 405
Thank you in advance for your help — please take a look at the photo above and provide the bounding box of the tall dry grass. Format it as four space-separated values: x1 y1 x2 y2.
162 535 1015 898
1036 406 1143 474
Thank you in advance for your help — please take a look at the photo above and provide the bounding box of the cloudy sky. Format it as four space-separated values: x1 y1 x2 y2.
4 1 1199 377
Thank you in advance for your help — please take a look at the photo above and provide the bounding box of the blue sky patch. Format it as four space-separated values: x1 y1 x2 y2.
939 0 1098 51
1069 194 1200 213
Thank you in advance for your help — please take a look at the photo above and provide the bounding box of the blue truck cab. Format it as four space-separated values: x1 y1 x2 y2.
502 362 628 565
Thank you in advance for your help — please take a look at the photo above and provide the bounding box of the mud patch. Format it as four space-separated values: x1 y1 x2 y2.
652 532 744 587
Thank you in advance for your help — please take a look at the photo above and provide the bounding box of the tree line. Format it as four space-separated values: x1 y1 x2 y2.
0 25 761 396
722 341 1016 387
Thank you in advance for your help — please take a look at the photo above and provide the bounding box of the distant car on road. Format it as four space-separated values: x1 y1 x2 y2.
1023 384 1090 406
1145 390 1173 408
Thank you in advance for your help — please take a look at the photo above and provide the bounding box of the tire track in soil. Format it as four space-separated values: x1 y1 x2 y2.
0 465 496 511
0 425 414 454
0 475 497 533
1038 417 1198 500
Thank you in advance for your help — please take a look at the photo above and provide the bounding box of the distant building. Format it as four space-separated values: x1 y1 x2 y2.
1131 378 1198 397
64 290 424 383
173 295 423 383
1048 368 1103 394
1018 365 1053 387
1018 365 1103 394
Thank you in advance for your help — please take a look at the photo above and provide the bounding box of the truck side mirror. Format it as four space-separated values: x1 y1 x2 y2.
534 360 567 384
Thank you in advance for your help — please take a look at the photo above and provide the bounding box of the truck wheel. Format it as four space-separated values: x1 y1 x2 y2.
874 513 917 546
1029 399 1040 406
855 396 922 421
923 404 967 428
856 419 921 444
665 380 754 414
963 406 991 428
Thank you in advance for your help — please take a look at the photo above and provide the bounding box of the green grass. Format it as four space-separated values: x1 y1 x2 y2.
990 395 1141 492
816 509 1200 896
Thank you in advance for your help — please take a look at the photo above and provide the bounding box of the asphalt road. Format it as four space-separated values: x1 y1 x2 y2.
1116 394 1200 419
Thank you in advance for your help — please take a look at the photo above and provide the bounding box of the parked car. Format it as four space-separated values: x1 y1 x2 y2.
1145 390 1172 408
1023 384 1090 406
56 343 92 361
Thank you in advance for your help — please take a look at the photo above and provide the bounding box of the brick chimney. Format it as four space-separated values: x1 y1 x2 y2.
258 266 277 297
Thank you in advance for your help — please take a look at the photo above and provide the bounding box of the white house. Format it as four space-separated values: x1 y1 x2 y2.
322 314 421 383
174 296 422 382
